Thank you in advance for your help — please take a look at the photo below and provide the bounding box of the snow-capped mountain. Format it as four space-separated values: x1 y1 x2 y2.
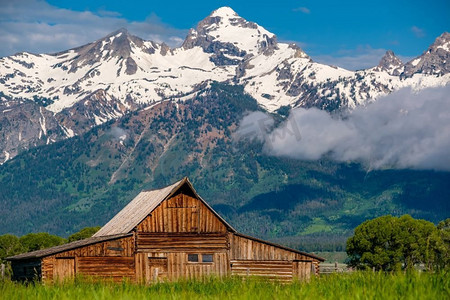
372 50 404 76
402 32 450 78
0 7 449 163
182 7 279 60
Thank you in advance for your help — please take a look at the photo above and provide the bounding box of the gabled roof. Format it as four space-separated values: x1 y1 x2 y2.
6 233 131 261
93 177 236 237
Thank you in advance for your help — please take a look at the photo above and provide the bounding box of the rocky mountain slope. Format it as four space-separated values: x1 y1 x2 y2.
0 7 449 164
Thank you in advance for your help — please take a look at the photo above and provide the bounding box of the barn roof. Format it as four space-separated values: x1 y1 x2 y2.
93 177 236 237
6 233 132 261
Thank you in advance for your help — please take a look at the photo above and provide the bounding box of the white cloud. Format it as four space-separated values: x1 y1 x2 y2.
237 86 450 171
293 7 311 14
411 26 426 38
0 0 187 57
235 111 274 142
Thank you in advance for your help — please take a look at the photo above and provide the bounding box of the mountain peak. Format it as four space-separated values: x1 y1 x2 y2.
375 50 403 75
57 27 158 75
106 28 129 37
210 6 238 18
431 32 450 51
403 31 450 77
383 50 397 58
182 7 277 64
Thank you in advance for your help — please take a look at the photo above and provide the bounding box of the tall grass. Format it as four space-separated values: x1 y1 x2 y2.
1 271 448 300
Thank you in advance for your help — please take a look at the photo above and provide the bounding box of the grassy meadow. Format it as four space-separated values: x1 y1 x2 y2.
1 271 449 300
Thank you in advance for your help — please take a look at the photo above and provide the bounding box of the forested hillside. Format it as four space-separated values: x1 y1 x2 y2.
1 83 449 249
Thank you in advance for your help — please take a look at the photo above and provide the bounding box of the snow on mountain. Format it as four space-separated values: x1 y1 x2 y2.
182 6 278 60
0 27 233 114
0 6 449 163
373 50 404 76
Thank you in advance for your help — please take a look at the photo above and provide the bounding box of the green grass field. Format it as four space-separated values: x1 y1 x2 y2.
1 271 449 300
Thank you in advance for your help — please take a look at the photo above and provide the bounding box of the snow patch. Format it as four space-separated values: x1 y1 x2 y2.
61 125 74 138
4 151 10 162
411 58 421 66
39 107 47 136
436 43 450 52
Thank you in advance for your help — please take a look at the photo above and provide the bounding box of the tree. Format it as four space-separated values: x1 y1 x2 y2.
396 215 443 270
346 215 403 271
346 215 446 271
19 233 66 252
0 234 26 278
0 234 25 263
68 226 101 242
435 218 450 269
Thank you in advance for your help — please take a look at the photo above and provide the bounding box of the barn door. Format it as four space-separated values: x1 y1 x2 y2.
293 260 312 280
147 257 167 283
53 258 75 282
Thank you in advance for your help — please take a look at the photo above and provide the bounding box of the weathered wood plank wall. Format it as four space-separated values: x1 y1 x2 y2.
41 236 134 282
136 233 228 252
230 260 293 281
133 194 231 281
229 234 321 279
53 258 75 282
137 194 227 233
52 236 134 258
76 257 135 281
135 252 229 282
230 234 310 261
293 260 313 280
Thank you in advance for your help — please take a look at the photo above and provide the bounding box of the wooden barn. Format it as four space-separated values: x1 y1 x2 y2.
7 177 324 283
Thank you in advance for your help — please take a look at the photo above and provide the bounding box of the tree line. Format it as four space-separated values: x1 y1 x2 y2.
0 227 100 277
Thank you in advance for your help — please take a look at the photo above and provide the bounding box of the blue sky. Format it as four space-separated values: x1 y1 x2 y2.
1 0 449 69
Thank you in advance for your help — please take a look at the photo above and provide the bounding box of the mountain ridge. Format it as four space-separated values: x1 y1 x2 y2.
0 7 449 164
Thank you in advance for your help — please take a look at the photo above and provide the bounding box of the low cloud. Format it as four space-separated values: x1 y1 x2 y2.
293 7 311 14
0 0 187 57
235 111 274 142
108 126 127 141
411 26 426 38
237 86 450 171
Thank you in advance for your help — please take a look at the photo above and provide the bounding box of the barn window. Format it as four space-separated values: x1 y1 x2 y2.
202 254 213 263
188 254 199 262
188 254 213 263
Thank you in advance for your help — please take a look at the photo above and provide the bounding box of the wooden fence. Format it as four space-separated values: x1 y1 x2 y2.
319 262 353 274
